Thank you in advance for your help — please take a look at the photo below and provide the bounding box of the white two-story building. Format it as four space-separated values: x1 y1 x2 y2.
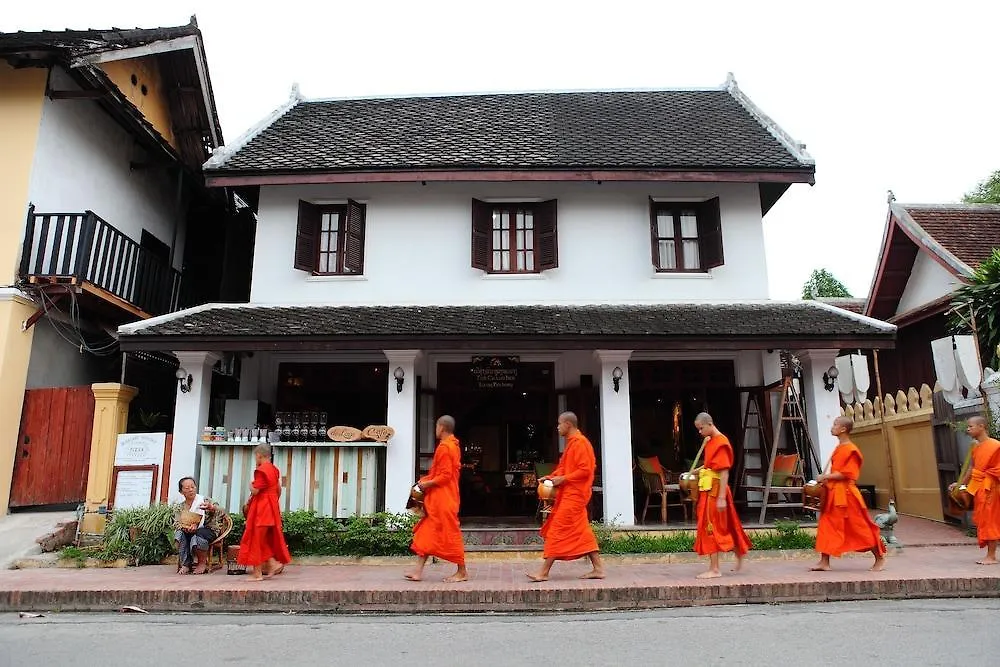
118 76 895 527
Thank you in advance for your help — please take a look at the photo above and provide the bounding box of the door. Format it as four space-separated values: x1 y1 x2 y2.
931 392 962 523
9 387 96 508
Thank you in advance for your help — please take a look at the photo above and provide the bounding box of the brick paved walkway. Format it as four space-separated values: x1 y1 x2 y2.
1 544 997 613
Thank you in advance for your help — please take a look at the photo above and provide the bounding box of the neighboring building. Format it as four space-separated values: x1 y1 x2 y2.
865 199 1000 391
0 18 250 514
119 76 895 525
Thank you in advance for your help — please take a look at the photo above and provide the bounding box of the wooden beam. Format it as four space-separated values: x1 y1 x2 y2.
206 168 816 188
21 292 68 331
78 282 151 320
48 89 105 100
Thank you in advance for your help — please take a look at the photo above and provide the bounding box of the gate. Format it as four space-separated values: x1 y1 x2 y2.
9 386 96 508
931 392 982 524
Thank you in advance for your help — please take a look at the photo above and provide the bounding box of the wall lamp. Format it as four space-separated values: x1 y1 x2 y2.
175 367 193 393
822 365 839 392
612 366 624 393
393 366 405 393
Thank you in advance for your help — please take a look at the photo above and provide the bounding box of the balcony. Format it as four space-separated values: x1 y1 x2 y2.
19 208 181 320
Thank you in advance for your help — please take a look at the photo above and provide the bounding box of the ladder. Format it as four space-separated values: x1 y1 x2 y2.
757 376 822 524
736 389 767 507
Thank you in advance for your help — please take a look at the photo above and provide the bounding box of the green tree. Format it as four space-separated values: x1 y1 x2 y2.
950 248 1000 370
963 170 1000 204
801 269 853 299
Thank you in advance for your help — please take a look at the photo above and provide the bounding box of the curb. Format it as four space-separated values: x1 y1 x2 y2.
2 577 998 614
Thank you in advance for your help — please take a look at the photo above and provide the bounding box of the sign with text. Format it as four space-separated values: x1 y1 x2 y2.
110 465 158 511
115 433 166 501
470 356 519 390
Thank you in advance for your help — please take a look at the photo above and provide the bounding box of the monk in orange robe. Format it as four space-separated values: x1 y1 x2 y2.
956 415 1000 565
406 415 467 582
811 416 886 572
693 412 751 578
238 444 292 581
528 411 605 581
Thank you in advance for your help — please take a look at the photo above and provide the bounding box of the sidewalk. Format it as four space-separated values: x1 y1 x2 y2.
1 545 997 613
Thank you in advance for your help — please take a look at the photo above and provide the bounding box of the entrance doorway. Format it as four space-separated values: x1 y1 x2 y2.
435 360 557 520
628 360 740 476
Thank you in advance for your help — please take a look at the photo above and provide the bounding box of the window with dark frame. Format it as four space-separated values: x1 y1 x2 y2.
649 198 724 273
294 200 366 275
471 199 558 274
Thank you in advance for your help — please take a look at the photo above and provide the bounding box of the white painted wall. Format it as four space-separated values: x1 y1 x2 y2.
895 251 962 316
249 181 769 305
25 67 183 270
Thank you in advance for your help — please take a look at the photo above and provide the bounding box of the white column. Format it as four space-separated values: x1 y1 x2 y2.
238 352 261 400
594 350 635 526
797 349 840 467
170 351 220 502
384 350 420 514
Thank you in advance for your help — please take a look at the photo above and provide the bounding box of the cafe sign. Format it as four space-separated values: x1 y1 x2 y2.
470 356 519 389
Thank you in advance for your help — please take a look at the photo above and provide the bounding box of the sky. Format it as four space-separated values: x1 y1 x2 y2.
4 0 998 300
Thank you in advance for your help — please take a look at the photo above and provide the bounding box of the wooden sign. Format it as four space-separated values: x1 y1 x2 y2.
109 465 159 511
115 433 166 502
470 356 519 389
362 425 395 442
328 426 364 442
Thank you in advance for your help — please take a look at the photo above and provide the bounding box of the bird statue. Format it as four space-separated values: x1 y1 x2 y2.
874 500 901 547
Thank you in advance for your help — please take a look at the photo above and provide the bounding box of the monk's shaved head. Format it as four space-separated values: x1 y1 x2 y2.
436 415 455 433
834 416 854 433
694 412 714 426
253 443 272 459
969 416 988 428
559 411 579 427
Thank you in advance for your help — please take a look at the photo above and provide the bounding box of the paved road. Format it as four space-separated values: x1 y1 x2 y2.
1 599 997 666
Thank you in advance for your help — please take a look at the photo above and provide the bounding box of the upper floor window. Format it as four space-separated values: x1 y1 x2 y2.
294 200 366 275
649 198 723 272
471 199 558 273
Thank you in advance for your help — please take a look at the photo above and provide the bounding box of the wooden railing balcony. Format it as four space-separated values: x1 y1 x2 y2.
19 206 181 318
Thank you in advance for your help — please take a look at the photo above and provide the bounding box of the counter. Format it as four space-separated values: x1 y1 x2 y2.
198 440 384 518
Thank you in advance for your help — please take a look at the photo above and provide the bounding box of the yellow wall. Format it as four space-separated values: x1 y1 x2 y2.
100 57 177 149
847 385 945 522
0 62 47 285
0 295 37 516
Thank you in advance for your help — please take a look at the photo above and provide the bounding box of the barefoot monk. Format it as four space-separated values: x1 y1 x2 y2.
693 413 750 579
811 416 886 572
528 412 605 582
406 415 468 583
959 415 1000 565
237 444 292 581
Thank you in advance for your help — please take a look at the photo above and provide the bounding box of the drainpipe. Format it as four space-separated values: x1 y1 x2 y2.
169 168 184 271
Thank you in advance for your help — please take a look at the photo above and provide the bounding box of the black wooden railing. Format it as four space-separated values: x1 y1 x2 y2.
19 206 181 317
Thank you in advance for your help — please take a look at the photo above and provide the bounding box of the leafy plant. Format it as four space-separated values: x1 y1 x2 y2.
100 503 179 565
962 169 1000 204
949 248 1000 371
590 518 814 553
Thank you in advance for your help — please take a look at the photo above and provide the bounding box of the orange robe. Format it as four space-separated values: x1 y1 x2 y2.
815 442 885 557
411 434 465 566
694 434 751 556
541 431 599 560
968 437 1000 548
238 461 291 566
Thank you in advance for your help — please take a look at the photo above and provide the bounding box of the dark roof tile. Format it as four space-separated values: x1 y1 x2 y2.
209 89 813 174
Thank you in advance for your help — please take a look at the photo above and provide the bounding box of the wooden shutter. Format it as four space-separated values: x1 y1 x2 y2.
471 198 491 271
342 199 366 274
294 200 321 272
535 199 558 270
649 197 661 269
697 197 724 270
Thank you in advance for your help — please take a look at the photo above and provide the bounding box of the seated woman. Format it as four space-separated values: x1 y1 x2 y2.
173 476 226 574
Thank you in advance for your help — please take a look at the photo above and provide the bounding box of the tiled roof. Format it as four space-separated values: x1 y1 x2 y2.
118 302 893 351
0 21 199 58
901 204 1000 271
206 83 815 175
816 297 867 314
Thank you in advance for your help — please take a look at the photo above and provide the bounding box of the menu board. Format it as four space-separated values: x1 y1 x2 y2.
110 465 158 511
114 433 166 502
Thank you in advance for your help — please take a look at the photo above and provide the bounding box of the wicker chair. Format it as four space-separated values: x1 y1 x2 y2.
205 512 234 573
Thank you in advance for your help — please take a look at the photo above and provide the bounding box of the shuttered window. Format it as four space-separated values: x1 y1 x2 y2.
471 199 558 273
649 198 723 272
294 200 366 274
